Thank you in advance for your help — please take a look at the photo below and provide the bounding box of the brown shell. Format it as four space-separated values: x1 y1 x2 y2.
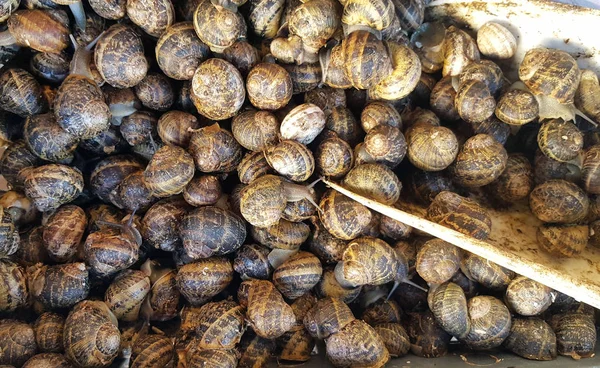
187 348 238 368
24 164 83 212
0 68 47 118
537 223 589 258
280 103 325 145
43 205 86 263
189 123 243 173
407 170 454 205
0 260 28 312
239 174 287 227
176 257 233 306
88 0 126 19
64 301 120 367
461 253 515 290
407 311 451 358
429 75 460 121
251 219 310 250
303 297 355 339
553 313 597 359
104 270 150 322
495 89 539 126
537 119 583 162
583 145 600 194
486 154 534 203
323 44 352 89
505 276 553 316
265 139 315 182
23 113 76 163
142 196 191 251
305 86 346 117
234 243 273 280
455 79 496 123
127 0 174 37
534 149 581 185
272 251 322 299
8 10 69 53
289 0 340 54
131 335 174 367
415 238 461 285
145 265 180 321
134 73 174 112
194 300 245 350
28 262 89 309
342 30 392 90
374 323 410 358
281 196 317 223
16 227 50 267
84 227 139 277
237 151 273 185
309 220 349 264
33 313 64 353
245 279 296 339
248 0 285 39
231 110 279 152
246 63 293 111
315 268 361 303
463 295 512 350
429 282 470 338
95 24 149 88
183 175 222 206
283 63 321 94
30 52 70 84
325 106 362 146
336 236 397 287
575 69 600 123
278 327 314 362
144 145 195 198
191 59 245 120
316 136 354 179
477 22 517 59
0 141 43 191
412 73 438 105
361 299 401 325
529 179 589 223
156 22 210 80
443 25 480 77
519 47 580 104
222 41 259 78
342 163 401 205
504 318 557 361
450 134 508 187
0 207 18 259
90 155 144 203
406 123 458 171
119 111 156 147
426 191 492 240
0 321 37 367
458 60 504 96
157 110 200 147
342 0 393 30
369 41 422 101
326 319 390 368
319 189 372 240
193 0 246 53
362 124 406 167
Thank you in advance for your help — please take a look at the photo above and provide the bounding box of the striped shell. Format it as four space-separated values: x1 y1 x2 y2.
238 151 273 184
335 236 398 287
342 30 392 90
265 140 315 182
194 300 245 350
24 164 84 212
28 262 89 309
0 68 47 117
244 279 296 339
369 42 421 101
415 238 461 285
427 191 492 240
156 22 210 80
477 22 517 59
176 257 233 306
463 296 512 350
495 89 539 126
0 260 28 312
529 179 589 223
33 313 65 353
273 251 323 299
231 110 280 152
105 269 151 322
191 59 245 120
450 134 508 188
429 282 470 338
193 0 246 53
24 113 78 163
582 145 600 194
144 145 195 198
247 63 293 111
157 110 200 147
131 335 174 367
251 219 310 250
342 163 401 205
537 224 589 258
188 123 243 173
326 319 390 368
280 103 326 145
342 0 394 31
126 0 175 37
43 205 87 263
319 189 372 240
248 0 285 39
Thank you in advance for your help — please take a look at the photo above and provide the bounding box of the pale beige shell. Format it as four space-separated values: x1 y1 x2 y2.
477 22 517 59
280 103 326 145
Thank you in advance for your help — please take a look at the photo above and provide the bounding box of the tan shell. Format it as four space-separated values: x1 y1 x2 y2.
429 282 470 338
582 145 600 194
0 68 47 117
248 0 285 39
303 297 355 339
504 318 557 361
43 205 86 263
530 179 589 223
28 262 89 309
280 103 325 144
305 86 346 117
183 175 222 206
34 312 65 353
455 79 496 124
341 0 394 31
289 0 341 55
319 189 372 240
443 25 480 77
406 123 458 171
342 163 401 205
144 145 195 198
187 349 238 368
127 0 175 37
24 113 78 163
360 101 401 133
84 227 139 277
8 10 69 53
176 257 233 305
537 223 589 258
316 136 354 179
427 191 492 240
156 22 210 80
0 260 28 312
88 0 126 19
231 110 279 152
240 174 287 227
194 300 245 350
265 140 315 182
416 238 461 285
247 63 293 111
157 110 200 147
486 153 534 203
326 319 390 368
463 296 511 350
450 134 508 188
315 268 361 303
193 0 246 53
575 69 600 123
131 335 174 367
245 279 296 339
374 323 410 358
335 236 397 287
24 164 84 212
342 30 392 90
461 253 515 290
134 73 174 111
477 22 517 59
273 251 323 299
0 321 37 366
251 219 309 250
369 41 421 101
537 119 583 162
505 276 553 316
223 41 260 77
188 123 243 173
105 269 151 321
495 89 539 126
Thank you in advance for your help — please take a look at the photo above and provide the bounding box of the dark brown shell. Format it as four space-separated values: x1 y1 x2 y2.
582 145 600 194
529 179 589 223
0 260 28 312
189 123 243 172
283 63 321 94
471 116 511 145
234 243 273 280
134 73 174 112
156 22 210 80
244 279 296 339
272 251 322 299
247 63 293 111
430 76 460 121
251 219 310 250
220 42 258 80
485 153 534 203
43 205 87 263
24 164 83 212
407 311 451 357
8 10 69 53
326 106 362 145
316 136 354 179
33 313 64 353
461 253 515 290
95 24 149 88
0 208 19 259
342 163 401 205
131 334 174 367
90 155 144 203
305 86 346 117
362 299 402 325
28 262 89 309
519 48 580 104
265 140 315 182
537 119 583 162
463 295 512 350
79 126 128 156
455 79 496 123
88 0 126 19
505 276 553 316
553 313 597 359
144 145 195 198
426 191 492 240
319 189 372 240
534 149 581 185
309 219 349 264
303 297 355 339
157 110 200 147
323 44 353 89
336 236 397 287
231 110 279 152
374 323 410 358
0 68 47 118
406 123 459 171
496 89 539 126
0 141 43 191
30 52 70 83
24 113 77 163
369 41 421 101
64 301 120 367
194 300 245 350
380 212 412 240
144 265 180 321
326 319 390 368
504 318 557 361
187 348 238 368
193 0 246 53
142 196 191 251
176 257 233 306
183 175 222 206
429 282 470 338
84 227 139 277
450 134 508 187
16 227 50 267
0 321 38 367
278 326 314 362
407 170 454 206
54 75 110 139
537 223 589 257
248 0 285 39
120 111 156 147
104 269 150 322
415 238 461 285
342 30 392 90
126 0 174 37
237 151 273 185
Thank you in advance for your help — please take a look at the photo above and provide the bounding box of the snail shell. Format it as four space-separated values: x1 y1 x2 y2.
326 106 362 146
583 145 600 194
88 0 125 19
305 86 346 117
407 310 451 357
289 0 340 55
0 260 28 312
0 68 47 118
282 62 321 94
575 69 600 123
194 300 245 350
24 164 83 212
84 227 139 278
495 89 539 125
237 151 274 185
455 79 496 123
234 243 273 280
30 52 70 83
131 334 174 367
316 136 354 179
529 179 589 223
430 76 460 121
244 279 296 339
176 257 233 306
485 153 534 203
43 205 86 263
504 318 557 361
458 59 504 96
0 320 37 367
223 40 260 77
280 103 326 145
183 175 222 206
16 226 50 267
429 282 470 338
477 22 517 59
156 22 210 80
534 149 581 185
231 110 279 152
416 238 461 285
278 326 315 362
28 262 89 309
505 276 553 316
64 300 120 367
270 35 306 65
537 119 583 162
443 25 480 77
315 268 361 303
247 63 293 111
273 251 323 299
265 140 315 182
369 41 421 101
303 297 355 339
105 269 151 322
537 223 589 257
461 253 515 290
191 59 245 120
120 111 156 147
471 116 511 145
33 313 64 353
144 145 195 198
248 0 285 39
426 191 492 240
326 319 390 368
342 30 392 90
157 110 200 147
193 0 246 53
134 73 174 112
319 189 372 240
126 0 174 37
342 0 394 30
90 155 144 202
0 0 18 22
251 219 310 250
450 134 508 188
7 9 69 53
342 163 401 205
463 295 512 350
553 313 597 359
335 236 398 287
142 196 191 252
407 170 454 205
95 24 149 88
0 208 19 258
144 264 180 321
361 299 401 325
309 219 349 264
374 323 410 358
361 125 407 168
360 101 401 133
187 348 238 368
406 123 458 171
323 44 352 89
239 174 287 227
519 48 580 104
189 123 243 173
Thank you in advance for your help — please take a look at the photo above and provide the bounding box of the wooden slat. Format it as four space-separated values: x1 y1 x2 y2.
323 179 600 309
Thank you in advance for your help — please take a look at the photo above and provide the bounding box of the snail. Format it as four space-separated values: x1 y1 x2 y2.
533 149 581 185
157 110 200 147
450 134 508 188
455 79 496 123
144 145 195 198
463 295 512 350
193 300 245 350
0 68 47 118
326 319 390 367
0 260 28 312
407 311 451 358
361 299 402 325
29 52 70 84
308 219 349 264
374 323 410 358
407 170 455 205
470 116 511 145
325 106 362 146
234 243 273 280
131 334 175 367
537 223 589 257
265 139 315 182
342 163 401 205
458 59 504 97
280 103 326 145
141 196 191 252
223 40 260 78
443 25 480 77
582 145 600 194
485 153 534 203
304 297 355 339
322 44 353 89
0 320 38 367
278 295 317 362
104 269 151 322
16 226 50 267
247 63 293 111
183 175 222 206
369 41 421 101
187 349 238 368
316 136 355 179
360 101 402 133
287 0 340 60
23 114 77 163
189 123 243 173
319 188 372 240
231 110 279 152
553 312 596 359
94 24 149 88
477 22 517 59
416 238 461 285
90 155 144 203
357 125 407 168
537 119 583 162
24 164 84 212
529 179 589 223
342 30 392 90
305 86 346 117
63 300 120 367
134 73 174 112
315 268 362 303
406 123 458 171
575 69 600 123
250 218 310 250
461 253 515 290
140 260 180 321
495 89 540 126
282 197 317 222
412 73 438 105
176 257 233 306
428 282 470 338
430 76 460 121
504 318 557 361
341 0 394 33
270 35 308 65
33 313 64 353
335 236 398 288
193 0 246 53
0 10 69 53
0 207 19 258
505 276 554 316
88 0 125 19
244 279 296 339
27 262 89 310
126 0 174 37
156 22 210 80
248 0 285 39
426 191 492 240
42 204 87 263
238 151 274 185
120 111 157 146
273 251 323 299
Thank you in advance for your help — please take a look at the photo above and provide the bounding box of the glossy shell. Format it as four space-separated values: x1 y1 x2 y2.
0 260 28 312
335 236 397 287
8 10 69 53
303 297 354 339
131 335 174 367
427 191 492 240
251 219 310 250
537 223 589 257
247 63 293 111
369 42 421 101
223 40 260 77
505 276 553 316
477 22 517 59
84 227 139 277
234 243 273 280
43 205 86 262
0 68 46 117
430 76 460 121
288 0 340 54
134 73 174 111
429 282 470 338
157 110 200 147
450 134 508 188
244 279 296 339
193 0 246 53
189 124 243 173
463 296 512 350
486 154 534 203
455 79 496 123
316 136 354 179
24 113 77 163
406 123 458 171
176 257 233 305
319 189 372 240
407 311 451 358
191 59 245 120
326 106 362 145
443 25 480 77
194 300 245 350
374 323 410 358
326 319 390 368
248 0 285 39
30 52 70 83
537 119 583 162
273 251 322 299
126 0 175 37
24 164 83 212
88 0 126 19
495 89 539 125
342 163 401 205
232 110 279 152
265 140 315 182
280 103 325 145
529 179 589 223
415 238 461 285
156 22 210 80
342 30 392 90
104 269 151 322
504 318 557 361
315 268 361 303
461 253 515 290
144 145 195 198
28 262 89 309
90 155 144 202
553 313 597 359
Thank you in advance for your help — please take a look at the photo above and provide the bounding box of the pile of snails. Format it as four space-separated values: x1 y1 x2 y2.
0 0 598 366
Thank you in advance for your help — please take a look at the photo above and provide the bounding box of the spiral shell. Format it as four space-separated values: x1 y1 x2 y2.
84 226 139 278
530 179 589 223
537 223 589 257
33 313 64 353
223 41 260 77
191 59 245 120
504 318 557 361
315 268 361 303
429 282 470 338
43 205 86 263
407 311 451 358
455 80 496 124
0 260 28 312
342 0 394 31
443 25 480 77
0 68 47 118
273 251 322 299
131 334 174 368
90 155 144 203
316 136 354 179
369 42 421 101
24 164 83 212
265 140 315 182
30 52 70 84
144 145 195 198
88 0 125 19
289 0 340 55
326 319 390 368
0 208 18 259
406 123 458 172
362 299 401 325
23 114 75 163
280 103 325 145
194 300 245 350
575 69 600 123
505 276 553 316
141 196 191 252
248 0 285 38
485 154 534 203
325 106 362 145
155 22 210 80
0 321 37 367
234 243 273 280
176 257 233 306
239 174 287 227
189 124 243 173
126 0 174 37
416 238 461 285
426 191 492 240
342 163 401 205
450 134 508 187
7 10 69 53
463 295 512 350
495 89 539 126
193 0 246 53
537 119 583 162
342 30 392 90
16 227 50 267
231 110 279 152
134 73 174 112
244 279 296 339
157 110 200 147
461 253 515 290
28 262 89 309
103 270 150 322
477 22 517 59
335 236 397 287
553 313 597 359
188 348 238 368
247 63 293 111
374 323 410 358
144 265 180 321
319 189 372 240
